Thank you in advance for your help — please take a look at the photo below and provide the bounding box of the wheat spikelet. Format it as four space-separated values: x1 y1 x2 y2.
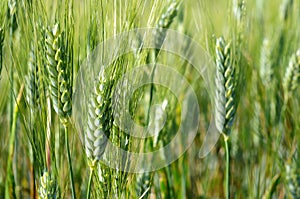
26 44 39 113
136 172 151 198
283 50 300 100
286 163 300 198
38 171 58 199
85 69 113 163
154 1 178 51
214 37 236 135
45 23 72 123
260 39 273 86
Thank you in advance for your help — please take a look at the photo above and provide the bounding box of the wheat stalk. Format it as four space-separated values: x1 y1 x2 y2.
45 23 75 198
85 68 114 198
85 67 118 198
283 50 300 102
0 27 4 78
135 3 179 197
214 36 237 199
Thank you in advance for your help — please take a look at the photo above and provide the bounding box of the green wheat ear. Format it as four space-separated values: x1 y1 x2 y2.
45 23 72 124
136 172 151 198
38 171 58 199
85 69 114 164
154 1 178 51
26 44 40 114
283 50 300 101
260 39 273 86
286 162 300 198
214 37 237 135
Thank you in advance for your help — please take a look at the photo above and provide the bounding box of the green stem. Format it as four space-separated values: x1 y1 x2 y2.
64 124 76 199
145 50 157 125
9 15 14 137
0 37 2 78
164 166 175 198
223 133 230 199
5 85 24 199
86 168 94 199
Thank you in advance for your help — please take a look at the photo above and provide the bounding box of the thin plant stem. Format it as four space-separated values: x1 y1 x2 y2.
64 123 76 199
146 50 157 125
5 84 24 199
87 167 94 199
9 11 14 135
0 34 2 79
164 165 175 198
223 133 230 199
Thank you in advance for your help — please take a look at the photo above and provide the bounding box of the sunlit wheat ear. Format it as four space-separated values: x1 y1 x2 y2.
38 171 58 199
214 37 237 135
283 50 300 101
154 1 178 50
286 163 300 198
85 69 113 164
260 39 273 86
45 23 72 124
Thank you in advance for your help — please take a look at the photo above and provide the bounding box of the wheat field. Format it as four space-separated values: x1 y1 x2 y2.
0 0 299 198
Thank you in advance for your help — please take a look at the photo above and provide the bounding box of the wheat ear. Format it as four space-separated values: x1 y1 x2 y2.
26 44 40 116
45 23 72 123
214 36 237 199
136 3 179 197
154 1 178 52
45 23 75 198
38 171 58 199
85 69 114 198
260 39 273 86
283 50 300 102
286 162 300 198
85 69 114 164
215 37 237 135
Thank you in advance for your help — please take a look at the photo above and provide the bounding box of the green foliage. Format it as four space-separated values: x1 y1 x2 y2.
0 0 299 198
